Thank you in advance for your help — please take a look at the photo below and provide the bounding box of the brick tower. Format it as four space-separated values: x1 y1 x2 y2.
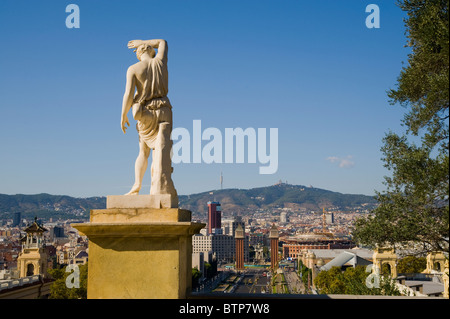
235 224 245 270
269 224 279 270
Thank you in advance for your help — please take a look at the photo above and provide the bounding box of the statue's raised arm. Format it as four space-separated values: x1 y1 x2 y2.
128 39 167 61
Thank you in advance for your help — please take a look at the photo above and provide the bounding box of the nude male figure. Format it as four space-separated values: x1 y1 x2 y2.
121 39 176 198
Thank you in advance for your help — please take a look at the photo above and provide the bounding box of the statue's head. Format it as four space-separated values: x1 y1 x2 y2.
135 43 156 61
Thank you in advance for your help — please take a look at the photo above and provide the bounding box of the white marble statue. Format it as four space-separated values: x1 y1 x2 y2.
121 39 177 200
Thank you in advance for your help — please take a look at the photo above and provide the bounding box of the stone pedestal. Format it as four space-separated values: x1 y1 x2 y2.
107 194 178 209
73 195 205 299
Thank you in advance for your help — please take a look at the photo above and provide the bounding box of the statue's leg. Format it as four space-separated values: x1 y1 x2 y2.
150 121 177 198
125 138 151 195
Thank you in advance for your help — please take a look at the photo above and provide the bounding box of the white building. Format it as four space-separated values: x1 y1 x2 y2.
192 233 249 264
221 217 245 237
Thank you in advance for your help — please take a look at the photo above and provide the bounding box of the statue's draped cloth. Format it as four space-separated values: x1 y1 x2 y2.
132 51 172 149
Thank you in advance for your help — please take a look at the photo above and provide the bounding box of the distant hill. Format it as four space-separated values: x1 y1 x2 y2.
178 183 377 214
0 193 105 220
0 184 377 220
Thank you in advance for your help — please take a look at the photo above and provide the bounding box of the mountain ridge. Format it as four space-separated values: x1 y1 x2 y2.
0 183 377 219
178 183 377 214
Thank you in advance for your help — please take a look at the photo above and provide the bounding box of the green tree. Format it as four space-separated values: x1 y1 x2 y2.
342 266 373 295
397 255 427 273
353 0 449 254
47 264 87 299
313 266 344 294
192 267 202 289
314 266 400 296
297 260 312 287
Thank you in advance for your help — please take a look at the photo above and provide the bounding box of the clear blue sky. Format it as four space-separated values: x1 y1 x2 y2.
0 0 410 197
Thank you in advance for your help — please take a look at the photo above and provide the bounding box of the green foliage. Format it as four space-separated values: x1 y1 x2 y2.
263 246 269 257
202 261 218 280
47 264 88 299
297 260 312 287
397 255 427 273
192 267 202 289
353 0 449 254
314 266 401 296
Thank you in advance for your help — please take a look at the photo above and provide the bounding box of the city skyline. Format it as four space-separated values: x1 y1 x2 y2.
0 1 410 197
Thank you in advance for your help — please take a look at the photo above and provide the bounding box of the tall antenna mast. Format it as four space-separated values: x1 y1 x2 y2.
220 171 223 190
